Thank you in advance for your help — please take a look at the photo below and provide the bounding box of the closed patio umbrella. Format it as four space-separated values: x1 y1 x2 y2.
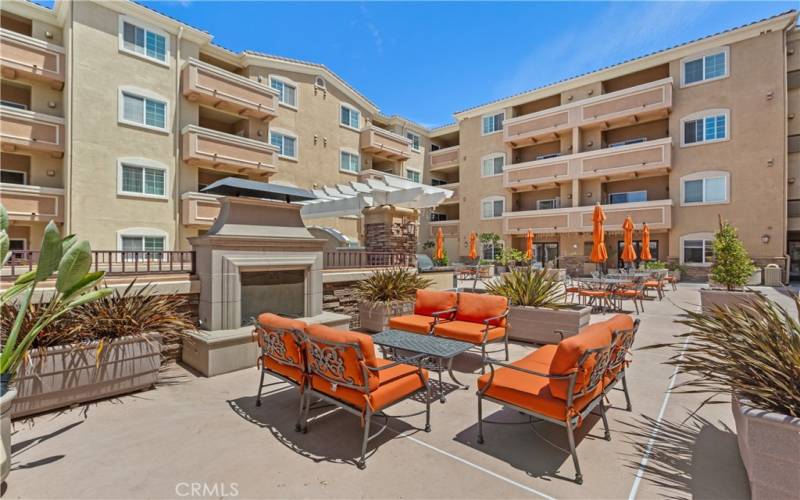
525 229 534 261
640 223 653 261
468 232 478 260
590 204 608 266
621 216 637 266
435 227 444 261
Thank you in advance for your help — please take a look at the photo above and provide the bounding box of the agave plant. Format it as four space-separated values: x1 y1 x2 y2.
484 267 565 308
354 268 433 304
644 295 800 417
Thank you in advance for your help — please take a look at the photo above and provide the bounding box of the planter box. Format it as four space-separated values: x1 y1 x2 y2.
508 304 592 344
733 397 800 499
359 301 413 333
700 288 761 313
10 334 162 418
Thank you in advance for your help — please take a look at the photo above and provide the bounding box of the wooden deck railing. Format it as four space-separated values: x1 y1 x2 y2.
323 251 415 269
3 250 195 277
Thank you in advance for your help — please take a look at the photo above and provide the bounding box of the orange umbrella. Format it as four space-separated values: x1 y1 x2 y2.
435 227 444 260
468 232 478 260
525 229 534 261
640 223 653 261
589 204 608 264
621 216 637 264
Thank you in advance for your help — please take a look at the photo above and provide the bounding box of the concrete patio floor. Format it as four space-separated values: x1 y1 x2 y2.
7 283 786 499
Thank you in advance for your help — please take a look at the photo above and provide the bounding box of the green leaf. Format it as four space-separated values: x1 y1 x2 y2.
61 234 77 254
0 282 30 304
0 284 34 372
56 240 92 293
0 231 8 267
0 205 8 232
35 222 63 281
61 271 105 300
13 270 36 286
67 288 113 308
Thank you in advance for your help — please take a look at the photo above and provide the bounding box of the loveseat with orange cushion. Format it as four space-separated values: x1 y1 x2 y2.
388 289 458 334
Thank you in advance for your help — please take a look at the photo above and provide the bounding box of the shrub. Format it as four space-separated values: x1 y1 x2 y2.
497 248 525 266
432 248 449 266
354 268 433 304
642 260 667 270
710 221 756 290
484 267 564 308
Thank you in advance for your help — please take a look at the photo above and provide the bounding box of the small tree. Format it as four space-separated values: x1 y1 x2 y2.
710 219 756 291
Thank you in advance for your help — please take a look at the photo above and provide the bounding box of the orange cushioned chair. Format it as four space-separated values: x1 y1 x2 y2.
602 314 640 411
476 321 615 484
388 289 458 335
302 324 430 469
253 313 309 431
432 292 510 368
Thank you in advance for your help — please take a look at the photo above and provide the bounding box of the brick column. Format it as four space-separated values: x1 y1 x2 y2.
362 205 419 254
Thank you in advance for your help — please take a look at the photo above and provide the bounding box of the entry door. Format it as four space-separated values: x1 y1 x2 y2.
789 241 800 280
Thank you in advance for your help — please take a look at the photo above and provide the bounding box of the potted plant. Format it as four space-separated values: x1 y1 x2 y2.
0 206 111 484
646 294 800 499
432 248 449 267
496 248 523 274
354 268 433 332
700 220 758 311
485 267 591 344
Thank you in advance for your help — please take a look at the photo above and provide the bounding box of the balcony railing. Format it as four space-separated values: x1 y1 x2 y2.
504 138 672 188
503 199 672 234
0 183 65 222
504 78 673 145
0 107 64 157
429 146 459 171
0 28 65 89
360 125 412 161
3 250 195 277
429 219 459 237
182 58 278 121
181 191 221 228
323 251 415 269
181 125 278 175
438 183 459 203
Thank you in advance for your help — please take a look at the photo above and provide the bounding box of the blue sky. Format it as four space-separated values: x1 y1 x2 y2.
44 1 798 127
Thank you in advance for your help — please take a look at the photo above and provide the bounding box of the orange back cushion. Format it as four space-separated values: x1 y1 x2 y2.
455 292 509 327
414 289 458 316
257 313 308 367
549 322 612 400
304 324 379 390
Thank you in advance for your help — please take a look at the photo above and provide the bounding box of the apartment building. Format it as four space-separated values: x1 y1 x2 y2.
0 1 797 280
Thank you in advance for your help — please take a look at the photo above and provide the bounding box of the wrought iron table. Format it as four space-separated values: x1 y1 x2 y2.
372 329 472 403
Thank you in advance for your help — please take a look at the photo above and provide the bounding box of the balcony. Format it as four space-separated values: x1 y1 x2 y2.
503 199 672 235
429 219 459 237
181 191 221 228
0 28 65 90
181 125 278 176
504 138 672 189
360 125 411 161
504 78 673 146
182 58 278 121
438 183 459 203
0 107 64 157
429 146 459 172
0 183 64 223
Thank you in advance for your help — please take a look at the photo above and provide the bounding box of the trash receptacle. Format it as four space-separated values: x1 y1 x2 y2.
764 264 783 286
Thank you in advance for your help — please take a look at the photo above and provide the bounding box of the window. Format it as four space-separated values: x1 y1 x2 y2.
119 18 168 64
340 151 360 173
682 238 714 265
682 48 728 86
616 240 659 268
406 169 420 183
430 212 448 222
431 178 447 186
532 242 559 266
120 162 166 197
536 152 561 160
0 100 27 110
536 198 560 210
482 241 503 260
608 191 647 204
608 137 646 148
681 172 728 205
481 154 505 177
1 170 26 185
121 235 165 254
683 111 727 146
120 91 167 130
482 112 504 135
340 105 360 129
9 239 26 252
270 77 297 108
481 196 504 219
406 131 421 151
314 76 326 89
270 131 297 159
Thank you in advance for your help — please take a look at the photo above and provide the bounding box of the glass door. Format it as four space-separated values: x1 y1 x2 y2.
789 241 800 280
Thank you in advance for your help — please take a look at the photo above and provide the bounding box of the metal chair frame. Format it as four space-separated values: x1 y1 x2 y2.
432 307 511 372
611 279 646 314
603 319 641 411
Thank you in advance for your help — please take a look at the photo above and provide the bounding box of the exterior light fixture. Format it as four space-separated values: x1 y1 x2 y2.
761 234 770 244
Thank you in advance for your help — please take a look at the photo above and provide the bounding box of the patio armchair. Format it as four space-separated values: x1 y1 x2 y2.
563 276 582 303
476 322 615 484
388 289 458 334
301 324 431 469
578 285 613 312
643 274 666 300
603 314 640 411
611 279 646 314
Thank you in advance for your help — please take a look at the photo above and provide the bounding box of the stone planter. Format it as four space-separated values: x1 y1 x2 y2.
507 304 592 344
10 334 162 419
700 288 761 313
1 387 16 484
359 301 413 333
732 397 800 499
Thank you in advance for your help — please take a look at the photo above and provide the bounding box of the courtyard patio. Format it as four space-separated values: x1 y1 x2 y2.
4 281 778 500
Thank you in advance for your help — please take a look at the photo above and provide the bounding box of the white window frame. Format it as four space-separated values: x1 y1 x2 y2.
0 100 28 110
269 75 298 110
536 198 560 210
118 86 169 132
480 195 505 220
680 109 730 147
481 153 505 178
680 46 729 88
339 103 360 131
314 76 326 89
269 128 299 161
406 131 421 151
608 190 648 204
481 111 504 136
680 170 730 206
405 168 421 183
117 157 169 200
116 228 169 253
117 15 170 67
680 232 715 266
339 148 360 174
0 169 27 185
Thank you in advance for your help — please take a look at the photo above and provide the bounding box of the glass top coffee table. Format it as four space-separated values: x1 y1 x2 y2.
372 329 472 403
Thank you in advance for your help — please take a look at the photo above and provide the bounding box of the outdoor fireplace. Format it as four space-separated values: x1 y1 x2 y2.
240 269 306 322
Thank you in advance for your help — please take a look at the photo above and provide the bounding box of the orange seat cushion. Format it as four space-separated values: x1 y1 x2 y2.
256 313 308 369
454 293 508 327
414 289 457 316
549 323 612 400
644 280 660 287
388 314 435 334
434 320 506 345
305 324 379 390
579 290 610 297
264 357 304 384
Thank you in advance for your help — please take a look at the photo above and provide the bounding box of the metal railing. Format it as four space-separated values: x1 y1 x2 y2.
323 251 415 269
3 250 195 277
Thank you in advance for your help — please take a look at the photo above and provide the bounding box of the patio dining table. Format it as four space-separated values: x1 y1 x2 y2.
574 276 639 312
